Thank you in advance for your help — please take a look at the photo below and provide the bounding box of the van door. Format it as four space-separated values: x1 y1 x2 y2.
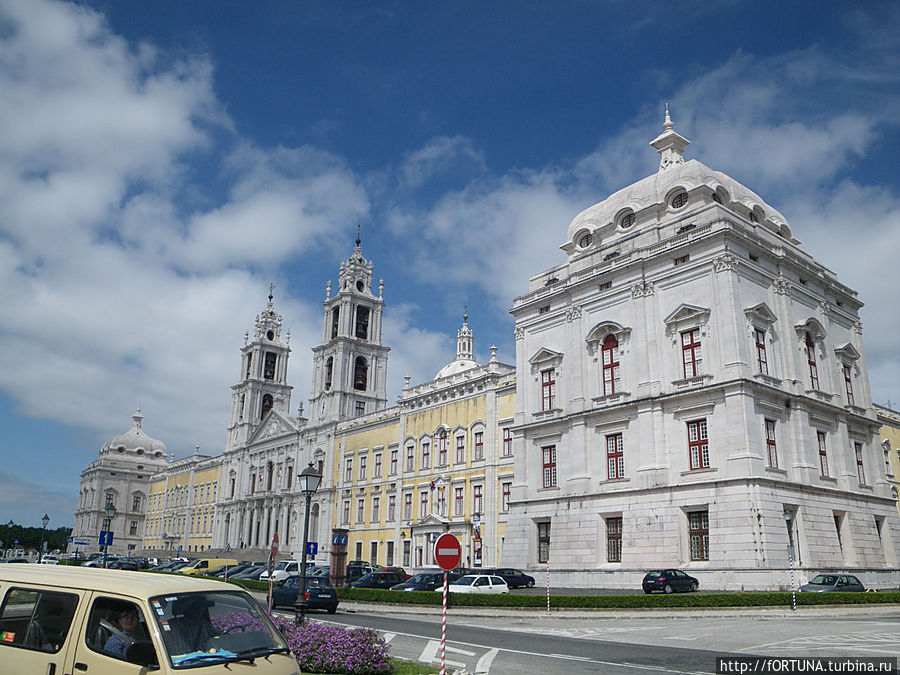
0 585 83 675
71 593 164 674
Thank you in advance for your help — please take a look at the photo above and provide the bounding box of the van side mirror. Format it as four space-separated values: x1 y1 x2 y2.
125 640 160 669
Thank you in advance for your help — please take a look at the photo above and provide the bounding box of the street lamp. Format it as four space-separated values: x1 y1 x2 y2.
38 514 49 561
102 502 117 569
294 463 322 623
783 507 797 613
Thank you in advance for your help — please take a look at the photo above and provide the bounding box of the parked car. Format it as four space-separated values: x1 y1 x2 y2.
210 561 255 578
642 569 699 594
344 562 374 586
260 560 302 583
799 574 865 592
107 558 141 570
272 576 339 614
443 574 509 594
6 558 29 564
375 566 411 580
308 565 331 578
39 555 59 565
391 571 461 592
232 565 267 580
350 571 408 589
483 568 535 589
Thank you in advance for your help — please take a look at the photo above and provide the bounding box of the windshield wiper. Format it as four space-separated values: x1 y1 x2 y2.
232 646 293 663
172 650 237 666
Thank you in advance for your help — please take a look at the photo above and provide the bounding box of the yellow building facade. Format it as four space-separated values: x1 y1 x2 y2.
876 404 900 520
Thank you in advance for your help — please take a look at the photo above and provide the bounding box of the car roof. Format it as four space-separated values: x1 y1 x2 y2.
0 564 234 597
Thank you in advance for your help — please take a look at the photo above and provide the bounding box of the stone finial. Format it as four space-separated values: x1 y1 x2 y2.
490 345 498 362
404 375 411 389
326 279 331 300
378 279 384 298
650 104 690 171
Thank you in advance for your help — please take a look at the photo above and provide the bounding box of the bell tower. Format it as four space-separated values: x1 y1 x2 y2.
226 286 293 451
310 230 389 423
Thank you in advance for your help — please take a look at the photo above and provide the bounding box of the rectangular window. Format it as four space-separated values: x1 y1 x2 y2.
538 522 551 564
388 495 396 521
436 487 446 516
403 493 413 520
370 541 378 566
542 445 557 488
421 442 431 469
357 498 365 524
755 328 768 375
454 487 464 516
229 477 236 498
455 436 465 463
599 281 611 290
688 419 709 470
674 254 690 265
345 458 353 483
502 428 513 456
419 492 428 519
541 368 556 410
681 329 702 378
844 365 855 406
372 496 380 524
390 449 398 475
502 482 511 512
359 456 367 481
765 419 778 469
818 431 829 477
406 444 415 472
342 500 350 524
132 496 141 511
129 520 138 536
355 401 366 417
602 335 620 395
473 485 483 515
855 442 865 484
607 517 623 562
374 453 382 477
539 305 550 314
474 431 484 460
607 433 624 479
806 332 819 390
689 511 710 561
286 465 293 489
438 432 448 465
387 541 394 566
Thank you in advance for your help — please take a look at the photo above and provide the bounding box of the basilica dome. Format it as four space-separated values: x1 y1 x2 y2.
101 408 167 460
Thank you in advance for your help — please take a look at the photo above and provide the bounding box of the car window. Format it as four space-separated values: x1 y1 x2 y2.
848 576 861 585
490 577 505 585
0 588 79 654
474 577 489 586
645 571 662 579
455 576 476 586
86 597 158 665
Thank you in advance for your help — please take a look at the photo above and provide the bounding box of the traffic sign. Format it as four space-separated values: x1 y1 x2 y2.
434 533 461 571
306 541 318 556
98 531 114 547
66 536 74 543
74 540 89 547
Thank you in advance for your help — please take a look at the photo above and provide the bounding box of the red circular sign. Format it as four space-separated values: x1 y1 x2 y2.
434 533 461 571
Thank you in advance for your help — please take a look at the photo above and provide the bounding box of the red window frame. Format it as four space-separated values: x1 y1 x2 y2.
438 430 448 465
474 431 484 460
855 442 865 484
620 212 636 229
355 400 365 417
755 328 768 375
502 482 511 512
344 458 353 483
607 433 624 479
374 453 382 477
419 492 428 519
607 517 622 563
454 487 464 515
806 332 819 390
818 431 829 477
359 456 367 481
844 365 854 406
673 254 689 265
357 498 364 524
436 487 446 516
671 192 689 209
473 485 483 515
455 436 465 463
765 419 778 469
542 445 557 488
390 449 398 475
502 428 513 456
342 500 350 524
681 329 702 378
689 511 709 561
388 494 396 521
602 334 620 396
541 369 556 410
371 496 379 523
406 445 414 472
403 493 412 520
688 419 709 470
422 442 431 469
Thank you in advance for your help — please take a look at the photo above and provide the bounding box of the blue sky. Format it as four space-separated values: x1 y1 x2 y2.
1 0 898 529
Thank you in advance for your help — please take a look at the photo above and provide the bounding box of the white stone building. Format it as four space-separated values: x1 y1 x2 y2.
502 110 900 589
70 409 168 556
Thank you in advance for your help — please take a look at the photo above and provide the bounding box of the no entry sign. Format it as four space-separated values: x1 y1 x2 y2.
434 533 461 571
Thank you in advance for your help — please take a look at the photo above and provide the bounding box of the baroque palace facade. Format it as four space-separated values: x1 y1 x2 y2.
75 112 899 588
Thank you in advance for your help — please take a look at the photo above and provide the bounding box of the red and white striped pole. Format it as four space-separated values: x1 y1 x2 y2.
546 558 551 613
441 570 448 675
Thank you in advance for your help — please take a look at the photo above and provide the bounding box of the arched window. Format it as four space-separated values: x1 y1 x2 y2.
331 307 340 339
261 394 273 419
354 356 368 391
601 334 620 395
805 332 819 390
324 357 333 390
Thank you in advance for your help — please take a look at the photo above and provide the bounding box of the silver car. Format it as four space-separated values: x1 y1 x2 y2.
799 573 865 592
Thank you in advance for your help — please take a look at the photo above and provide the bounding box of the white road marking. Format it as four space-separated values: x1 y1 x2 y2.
382 632 396 643
474 647 498 674
419 639 471 669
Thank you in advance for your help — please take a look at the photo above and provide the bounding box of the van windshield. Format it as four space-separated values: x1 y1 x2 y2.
150 591 289 668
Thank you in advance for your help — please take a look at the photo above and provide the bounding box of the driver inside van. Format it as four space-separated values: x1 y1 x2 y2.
166 597 220 654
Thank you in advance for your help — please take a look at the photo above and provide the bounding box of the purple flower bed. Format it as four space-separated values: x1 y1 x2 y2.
272 616 395 675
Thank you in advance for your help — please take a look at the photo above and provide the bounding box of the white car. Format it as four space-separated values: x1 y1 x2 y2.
259 559 301 582
441 574 509 594
39 555 59 565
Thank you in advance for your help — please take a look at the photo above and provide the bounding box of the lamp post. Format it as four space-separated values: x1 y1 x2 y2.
102 502 116 569
783 507 797 613
294 463 322 623
38 514 49 561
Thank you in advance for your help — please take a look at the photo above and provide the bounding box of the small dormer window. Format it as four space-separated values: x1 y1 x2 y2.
671 192 689 209
619 212 635 229
356 280 365 292
578 232 592 249
117 447 125 453
136 449 144 455
266 330 274 340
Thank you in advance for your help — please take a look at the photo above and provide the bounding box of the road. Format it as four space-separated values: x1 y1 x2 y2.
270 602 900 674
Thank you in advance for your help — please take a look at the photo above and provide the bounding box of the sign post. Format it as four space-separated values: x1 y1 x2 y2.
267 532 279 613
434 534 461 675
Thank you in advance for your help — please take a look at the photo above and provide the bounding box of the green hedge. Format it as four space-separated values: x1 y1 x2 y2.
337 588 900 609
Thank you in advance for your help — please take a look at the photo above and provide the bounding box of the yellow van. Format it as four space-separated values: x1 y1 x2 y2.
177 558 239 576
0 565 300 674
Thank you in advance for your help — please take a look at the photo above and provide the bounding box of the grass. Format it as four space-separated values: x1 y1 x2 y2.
393 660 441 674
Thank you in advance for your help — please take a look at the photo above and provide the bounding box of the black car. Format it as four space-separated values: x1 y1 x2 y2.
799 574 865 592
390 571 461 591
272 576 339 613
107 558 141 570
350 571 408 589
642 569 699 594
345 562 374 586
484 568 535 589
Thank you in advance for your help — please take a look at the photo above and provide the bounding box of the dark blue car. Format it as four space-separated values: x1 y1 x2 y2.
642 569 699 594
272 575 339 613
